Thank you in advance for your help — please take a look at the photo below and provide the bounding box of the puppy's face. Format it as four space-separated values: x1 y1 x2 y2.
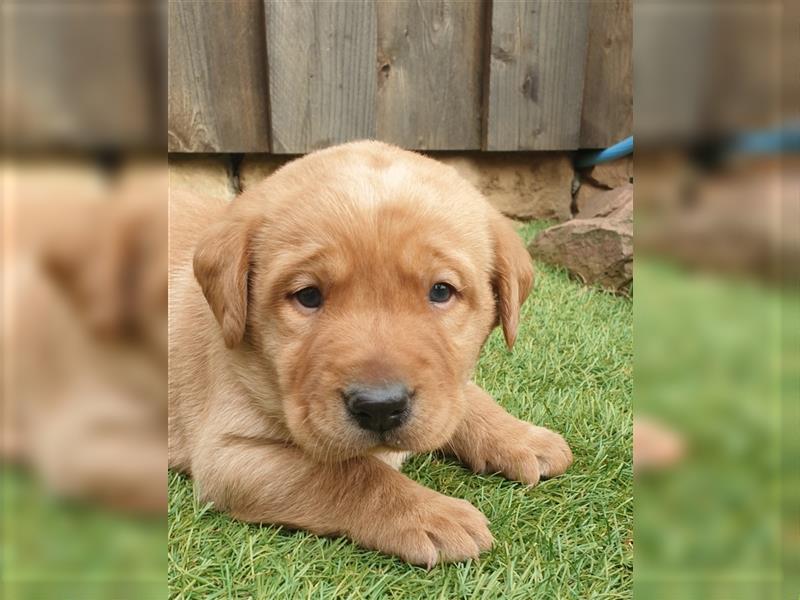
194 144 532 461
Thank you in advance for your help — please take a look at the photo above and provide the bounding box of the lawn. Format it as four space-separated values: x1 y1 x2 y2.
168 222 634 599
1 467 165 600
633 260 787 600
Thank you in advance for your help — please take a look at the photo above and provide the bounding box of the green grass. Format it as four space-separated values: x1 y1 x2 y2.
2 467 165 600
168 222 633 599
633 260 787 600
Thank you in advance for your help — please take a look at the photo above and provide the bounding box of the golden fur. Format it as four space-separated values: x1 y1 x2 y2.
169 141 572 567
3 162 167 512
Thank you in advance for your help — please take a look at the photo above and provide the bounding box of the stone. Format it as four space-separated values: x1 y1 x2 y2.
167 152 576 224
168 156 235 203
582 155 633 189
637 156 797 281
574 180 605 217
576 183 633 220
435 152 574 222
529 188 633 293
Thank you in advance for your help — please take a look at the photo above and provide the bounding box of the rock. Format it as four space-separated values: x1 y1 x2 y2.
239 154 293 190
576 183 633 219
637 157 797 281
169 156 235 203
574 180 606 216
582 155 633 189
167 152 576 223
435 152 574 222
529 187 633 293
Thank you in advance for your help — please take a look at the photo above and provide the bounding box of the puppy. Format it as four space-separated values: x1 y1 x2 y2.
3 161 167 512
169 141 572 567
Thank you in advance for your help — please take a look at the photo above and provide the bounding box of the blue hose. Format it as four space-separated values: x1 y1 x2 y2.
574 136 633 169
729 125 800 155
574 125 799 170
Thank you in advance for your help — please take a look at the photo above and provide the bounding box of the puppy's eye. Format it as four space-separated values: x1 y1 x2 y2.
294 286 323 309
429 282 454 304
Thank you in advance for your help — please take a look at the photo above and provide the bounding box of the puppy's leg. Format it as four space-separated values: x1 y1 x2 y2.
33 401 166 513
444 383 573 485
192 441 492 567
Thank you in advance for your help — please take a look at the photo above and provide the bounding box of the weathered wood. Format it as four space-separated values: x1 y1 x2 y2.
580 0 632 148
165 0 631 153
484 0 591 151
265 0 377 153
5 2 160 149
168 0 270 152
376 0 485 150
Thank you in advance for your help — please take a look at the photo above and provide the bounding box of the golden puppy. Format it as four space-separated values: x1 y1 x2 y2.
169 141 572 567
3 161 167 513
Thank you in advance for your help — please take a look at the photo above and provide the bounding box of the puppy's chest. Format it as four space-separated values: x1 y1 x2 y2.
374 450 412 470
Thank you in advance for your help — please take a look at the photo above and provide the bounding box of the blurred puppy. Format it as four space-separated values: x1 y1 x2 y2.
169 141 572 566
3 161 167 513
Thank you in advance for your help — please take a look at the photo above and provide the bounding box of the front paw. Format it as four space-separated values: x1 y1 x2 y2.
356 490 493 568
465 424 573 486
524 425 573 480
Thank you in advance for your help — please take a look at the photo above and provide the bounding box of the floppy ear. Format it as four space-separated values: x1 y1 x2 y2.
490 213 534 350
193 214 257 349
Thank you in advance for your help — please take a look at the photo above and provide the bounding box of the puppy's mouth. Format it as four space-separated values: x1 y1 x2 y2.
374 430 407 450
347 413 413 452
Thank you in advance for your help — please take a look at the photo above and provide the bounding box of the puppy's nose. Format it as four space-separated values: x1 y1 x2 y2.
344 383 411 433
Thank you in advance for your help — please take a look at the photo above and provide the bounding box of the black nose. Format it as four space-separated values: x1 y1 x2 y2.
344 383 411 433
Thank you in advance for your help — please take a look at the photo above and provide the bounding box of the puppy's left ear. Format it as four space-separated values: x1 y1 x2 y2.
490 213 534 350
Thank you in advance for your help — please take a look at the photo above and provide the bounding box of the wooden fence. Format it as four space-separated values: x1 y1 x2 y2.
168 0 631 154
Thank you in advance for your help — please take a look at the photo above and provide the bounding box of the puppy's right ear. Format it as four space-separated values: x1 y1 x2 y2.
193 214 259 349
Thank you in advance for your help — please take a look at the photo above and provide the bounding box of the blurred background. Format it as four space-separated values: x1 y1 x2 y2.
2 1 167 599
634 2 797 599
2 0 797 599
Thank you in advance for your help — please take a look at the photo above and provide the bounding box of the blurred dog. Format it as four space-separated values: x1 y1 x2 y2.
169 141 572 566
3 161 167 513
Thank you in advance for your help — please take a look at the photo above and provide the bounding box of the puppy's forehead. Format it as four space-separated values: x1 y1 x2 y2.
264 149 490 246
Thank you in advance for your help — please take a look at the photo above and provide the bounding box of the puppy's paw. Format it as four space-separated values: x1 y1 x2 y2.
465 424 573 486
525 425 573 480
364 491 493 568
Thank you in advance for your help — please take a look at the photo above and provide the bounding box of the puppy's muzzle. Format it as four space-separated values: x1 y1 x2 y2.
343 383 411 433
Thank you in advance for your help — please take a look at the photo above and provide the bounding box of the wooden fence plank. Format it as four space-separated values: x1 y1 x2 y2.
265 0 377 153
376 0 485 150
484 0 591 151
580 0 632 148
168 0 270 152
6 2 162 150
